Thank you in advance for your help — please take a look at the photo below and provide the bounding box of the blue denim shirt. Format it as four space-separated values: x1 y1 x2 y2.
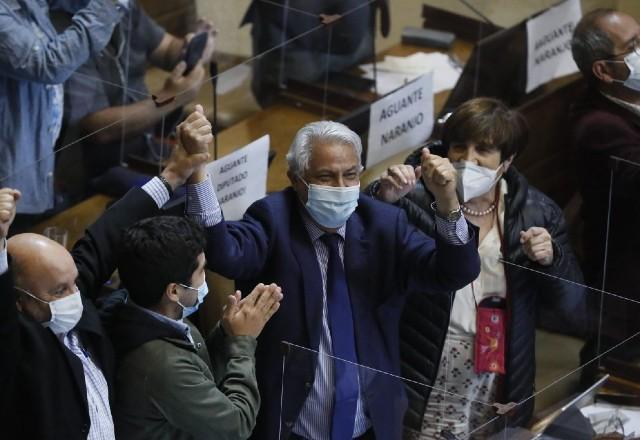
0 0 123 213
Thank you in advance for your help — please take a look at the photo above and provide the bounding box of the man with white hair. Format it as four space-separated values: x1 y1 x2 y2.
180 119 480 439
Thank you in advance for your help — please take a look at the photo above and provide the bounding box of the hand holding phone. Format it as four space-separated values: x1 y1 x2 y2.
183 32 208 75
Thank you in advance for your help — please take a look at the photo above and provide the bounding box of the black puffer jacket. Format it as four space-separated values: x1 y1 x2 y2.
370 147 587 431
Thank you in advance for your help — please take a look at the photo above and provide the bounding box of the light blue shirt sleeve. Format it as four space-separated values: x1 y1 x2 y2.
141 177 170 209
435 215 470 245
186 177 223 227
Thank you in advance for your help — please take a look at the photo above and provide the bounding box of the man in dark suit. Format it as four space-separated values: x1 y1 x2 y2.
0 137 209 439
570 9 640 367
181 119 480 439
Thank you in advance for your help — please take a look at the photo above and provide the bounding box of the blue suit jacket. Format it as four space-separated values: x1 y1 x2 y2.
205 188 479 440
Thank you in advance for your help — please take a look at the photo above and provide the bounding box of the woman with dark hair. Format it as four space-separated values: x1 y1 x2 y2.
368 97 586 439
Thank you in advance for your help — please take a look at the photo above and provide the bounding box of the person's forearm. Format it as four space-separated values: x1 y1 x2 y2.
186 174 223 227
78 97 182 144
150 34 185 71
188 166 208 185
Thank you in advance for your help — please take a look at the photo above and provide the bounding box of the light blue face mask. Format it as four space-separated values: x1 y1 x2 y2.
177 280 209 319
300 177 360 229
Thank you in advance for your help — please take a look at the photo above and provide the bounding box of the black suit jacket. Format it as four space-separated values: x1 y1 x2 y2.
0 187 160 439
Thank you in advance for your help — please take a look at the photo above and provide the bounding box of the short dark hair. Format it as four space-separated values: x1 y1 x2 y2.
571 9 616 82
442 97 529 161
118 216 206 308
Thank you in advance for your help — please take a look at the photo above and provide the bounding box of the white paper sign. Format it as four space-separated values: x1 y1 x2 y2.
207 135 269 220
367 73 434 168
526 0 582 93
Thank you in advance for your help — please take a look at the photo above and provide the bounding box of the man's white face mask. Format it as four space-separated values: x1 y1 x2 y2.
16 286 83 335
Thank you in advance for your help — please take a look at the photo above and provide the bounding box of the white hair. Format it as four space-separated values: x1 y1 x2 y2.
286 121 363 175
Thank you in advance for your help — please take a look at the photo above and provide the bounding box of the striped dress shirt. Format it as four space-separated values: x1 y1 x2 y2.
292 219 371 439
62 332 115 440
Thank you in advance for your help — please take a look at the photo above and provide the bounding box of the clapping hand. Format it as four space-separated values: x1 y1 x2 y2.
222 283 283 338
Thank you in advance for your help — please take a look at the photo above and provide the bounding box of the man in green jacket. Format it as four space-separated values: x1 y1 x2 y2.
100 109 283 440
102 214 282 440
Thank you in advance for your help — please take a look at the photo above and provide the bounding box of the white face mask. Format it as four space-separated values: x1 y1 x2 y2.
16 287 84 335
609 50 640 91
452 161 503 203
300 178 360 229
177 279 209 319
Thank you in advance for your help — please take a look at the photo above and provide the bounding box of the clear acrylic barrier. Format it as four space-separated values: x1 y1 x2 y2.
3 1 640 438
278 341 514 440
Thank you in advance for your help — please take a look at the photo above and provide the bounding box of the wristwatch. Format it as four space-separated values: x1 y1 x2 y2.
158 175 175 198
431 201 462 222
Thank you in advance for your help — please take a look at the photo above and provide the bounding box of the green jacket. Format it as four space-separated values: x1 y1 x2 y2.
103 298 260 440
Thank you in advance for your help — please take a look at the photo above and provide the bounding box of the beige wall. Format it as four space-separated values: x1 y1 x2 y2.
197 0 630 57
619 0 640 17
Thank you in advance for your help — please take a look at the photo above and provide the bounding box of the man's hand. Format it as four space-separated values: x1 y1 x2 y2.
161 143 210 190
520 227 554 266
161 61 205 106
421 148 459 215
178 105 213 155
178 105 213 184
376 164 420 203
195 18 217 64
0 189 20 240
222 283 283 338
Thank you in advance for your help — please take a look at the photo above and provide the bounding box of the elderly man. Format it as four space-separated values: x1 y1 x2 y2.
0 116 210 439
0 0 128 218
570 9 640 368
177 119 479 439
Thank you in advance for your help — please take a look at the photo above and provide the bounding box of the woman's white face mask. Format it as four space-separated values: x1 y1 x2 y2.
452 161 504 202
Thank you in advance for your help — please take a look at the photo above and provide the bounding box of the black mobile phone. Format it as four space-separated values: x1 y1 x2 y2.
183 32 208 75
